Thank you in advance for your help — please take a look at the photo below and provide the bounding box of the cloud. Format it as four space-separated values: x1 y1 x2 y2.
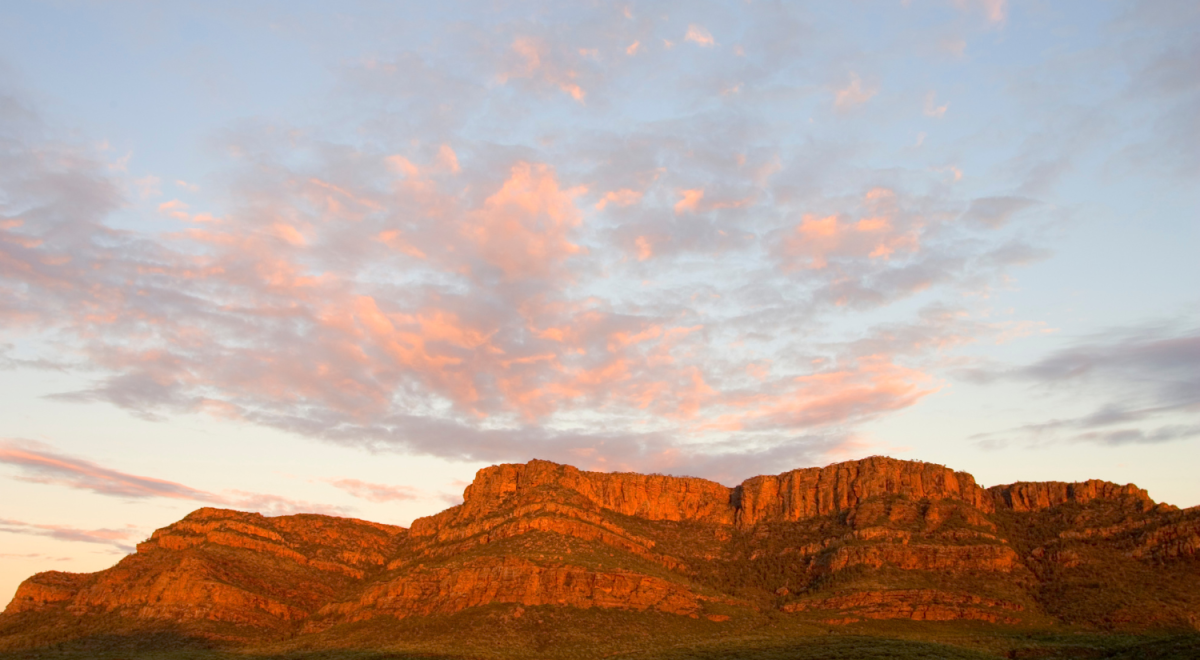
0 440 348 516
923 91 948 118
500 37 587 102
461 162 588 281
966 325 1200 447
1015 329 1199 394
952 0 1008 25
774 188 921 270
674 189 704 214
0 439 220 501
980 0 1008 25
960 196 1037 228
10 1 1178 485
834 72 876 110
326 478 421 503
700 355 939 433
685 25 715 47
0 91 1048 478
0 518 140 553
595 188 642 211
221 490 348 516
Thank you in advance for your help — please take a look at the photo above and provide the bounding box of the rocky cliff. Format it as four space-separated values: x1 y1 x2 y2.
3 456 1198 655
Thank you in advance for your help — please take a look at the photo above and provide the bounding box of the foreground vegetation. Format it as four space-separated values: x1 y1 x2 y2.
2 633 1199 660
2 605 1198 660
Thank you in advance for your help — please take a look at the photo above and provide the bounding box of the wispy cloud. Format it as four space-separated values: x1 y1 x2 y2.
0 440 220 501
951 0 1008 25
0 518 140 553
960 197 1038 228
967 325 1200 447
499 37 587 102
326 478 422 503
834 72 876 110
923 91 948 118
0 440 348 516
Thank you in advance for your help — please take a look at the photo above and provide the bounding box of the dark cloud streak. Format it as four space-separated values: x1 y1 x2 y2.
967 326 1200 448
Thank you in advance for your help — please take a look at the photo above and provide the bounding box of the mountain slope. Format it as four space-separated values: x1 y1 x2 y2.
3 456 1198 658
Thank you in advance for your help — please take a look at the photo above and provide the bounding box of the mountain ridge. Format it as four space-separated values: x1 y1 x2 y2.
3 455 1198 658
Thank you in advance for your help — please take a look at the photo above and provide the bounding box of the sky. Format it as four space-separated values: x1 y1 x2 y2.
1 0 1197 606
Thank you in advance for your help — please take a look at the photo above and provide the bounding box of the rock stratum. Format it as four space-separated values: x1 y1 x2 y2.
3 456 1199 657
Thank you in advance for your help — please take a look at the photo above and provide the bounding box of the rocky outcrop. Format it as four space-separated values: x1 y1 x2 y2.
1131 514 1200 560
5 572 89 614
137 508 405 579
782 589 1024 624
305 556 703 632
411 460 735 534
813 542 1021 574
736 456 995 526
5 509 406 629
66 555 312 625
989 480 1153 512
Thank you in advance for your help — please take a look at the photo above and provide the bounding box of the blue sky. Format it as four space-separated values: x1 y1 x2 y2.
1 0 1197 605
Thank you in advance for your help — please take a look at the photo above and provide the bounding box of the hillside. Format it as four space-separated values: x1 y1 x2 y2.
2 456 1199 659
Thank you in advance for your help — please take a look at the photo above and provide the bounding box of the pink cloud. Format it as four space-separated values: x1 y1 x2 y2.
674 189 704 214
776 188 922 270
462 162 587 280
0 439 220 501
0 440 348 516
0 518 141 552
376 229 427 259
157 199 190 220
634 235 654 260
685 25 715 47
950 0 1007 25
436 145 460 174
594 188 643 210
924 91 949 118
327 478 421 503
976 0 1007 24
834 72 876 111
222 490 347 516
0 75 1054 482
700 355 938 432
502 38 586 102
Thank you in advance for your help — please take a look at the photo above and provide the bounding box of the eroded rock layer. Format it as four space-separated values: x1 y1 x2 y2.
782 589 1025 624
4 455 1199 651
6 508 405 630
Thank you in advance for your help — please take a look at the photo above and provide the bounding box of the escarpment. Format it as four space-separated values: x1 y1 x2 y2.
735 456 996 524
4 508 406 632
5 456 1199 654
411 459 737 532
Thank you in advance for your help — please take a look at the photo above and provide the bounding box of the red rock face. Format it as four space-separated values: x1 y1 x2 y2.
6 508 405 630
5 455 1198 648
304 556 703 633
783 590 1024 624
813 542 1022 574
989 480 1152 512
736 456 995 525
6 572 89 614
412 459 736 535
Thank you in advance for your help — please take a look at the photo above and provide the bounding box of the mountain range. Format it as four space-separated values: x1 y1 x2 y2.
2 456 1199 659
